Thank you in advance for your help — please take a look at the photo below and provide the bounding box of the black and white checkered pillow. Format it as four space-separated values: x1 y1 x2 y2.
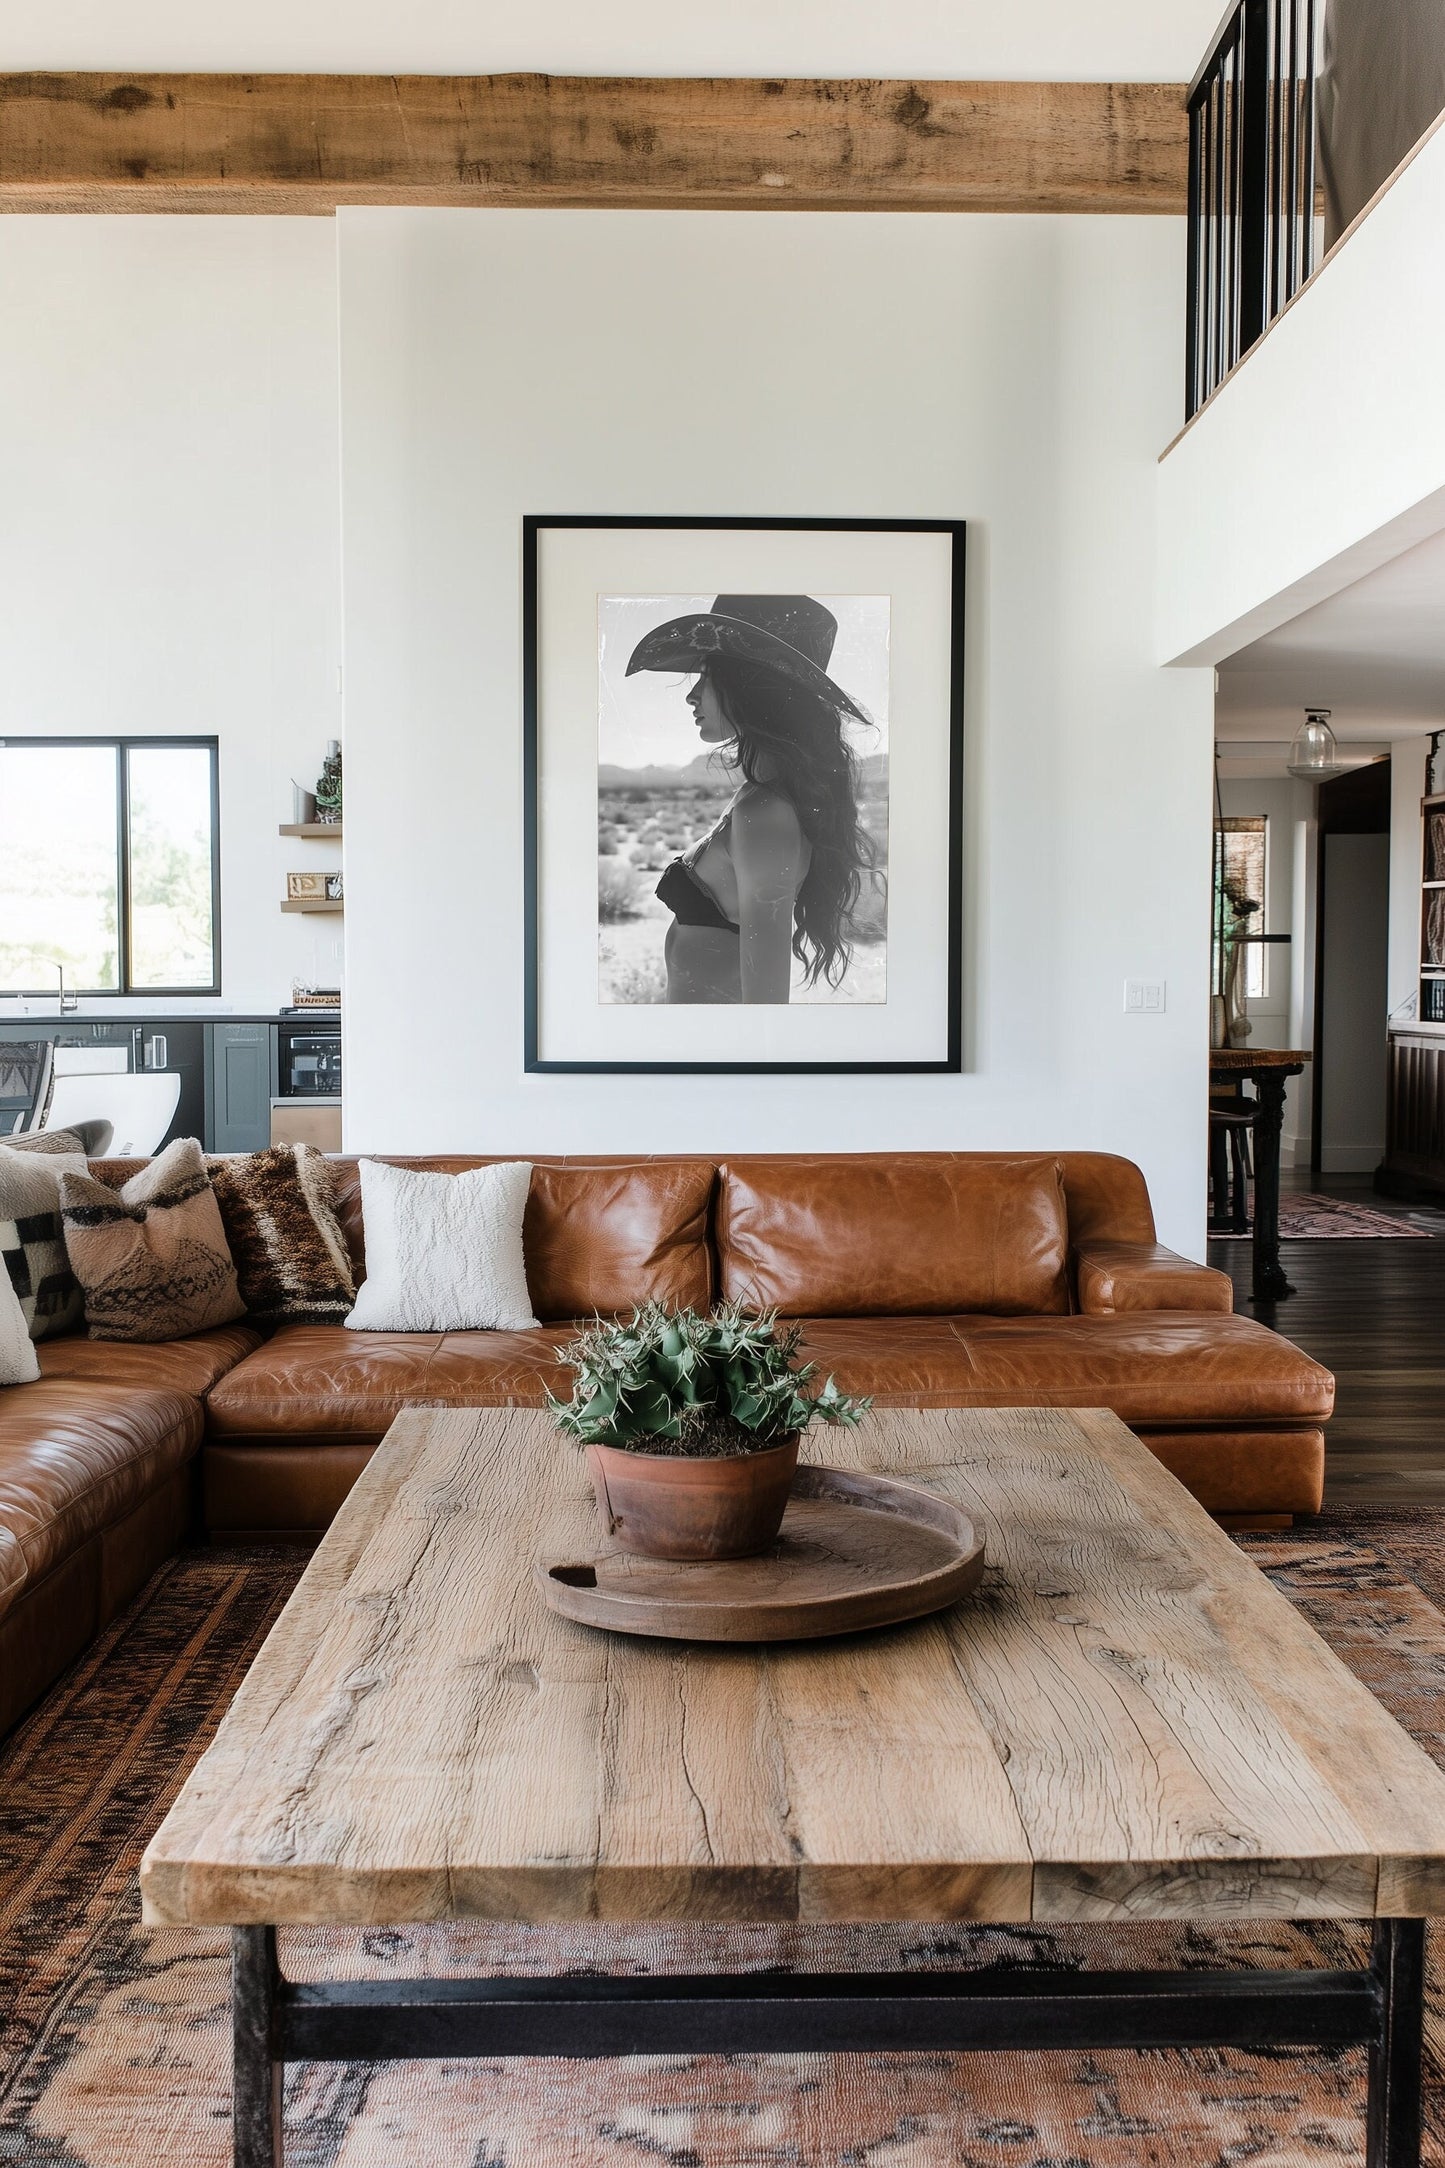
2 1207 82 1340
0 1147 86 1342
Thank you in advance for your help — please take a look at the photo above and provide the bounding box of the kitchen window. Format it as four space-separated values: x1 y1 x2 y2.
0 738 220 996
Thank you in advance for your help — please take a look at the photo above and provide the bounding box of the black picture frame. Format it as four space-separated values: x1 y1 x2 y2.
523 515 965 1074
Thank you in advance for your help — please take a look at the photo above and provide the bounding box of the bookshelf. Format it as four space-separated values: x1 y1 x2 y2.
1421 791 1445 1025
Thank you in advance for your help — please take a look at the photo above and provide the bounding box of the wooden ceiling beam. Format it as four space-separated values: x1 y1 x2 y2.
0 73 1187 216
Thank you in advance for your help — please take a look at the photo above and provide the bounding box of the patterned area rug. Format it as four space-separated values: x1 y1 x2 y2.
3 1518 1445 2167
1213 1190 1437 1238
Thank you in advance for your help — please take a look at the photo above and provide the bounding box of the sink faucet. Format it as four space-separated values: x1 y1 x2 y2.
55 963 78 1016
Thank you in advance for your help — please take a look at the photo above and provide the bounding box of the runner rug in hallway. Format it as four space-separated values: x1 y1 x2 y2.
1213 1189 1438 1237
3 1517 1445 2168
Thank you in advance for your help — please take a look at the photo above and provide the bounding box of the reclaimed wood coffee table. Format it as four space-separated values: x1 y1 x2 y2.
142 1405 1445 2168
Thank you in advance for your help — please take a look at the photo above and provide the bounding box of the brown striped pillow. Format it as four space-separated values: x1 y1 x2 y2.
59 1138 245 1342
206 1144 355 1323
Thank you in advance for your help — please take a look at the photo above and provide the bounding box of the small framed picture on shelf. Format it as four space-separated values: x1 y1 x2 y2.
286 872 328 900
325 873 344 901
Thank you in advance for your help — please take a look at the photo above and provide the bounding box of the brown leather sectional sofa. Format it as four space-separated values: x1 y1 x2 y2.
0 1150 1334 1736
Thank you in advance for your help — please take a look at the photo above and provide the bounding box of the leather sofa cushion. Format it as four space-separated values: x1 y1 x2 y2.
0 1380 201 1621
1073 1241 1233 1314
797 1312 1334 1426
37 1322 262 1396
206 1309 1331 1448
326 1157 715 1321
92 1151 1165 1313
718 1155 1071 1316
205 1323 573 1443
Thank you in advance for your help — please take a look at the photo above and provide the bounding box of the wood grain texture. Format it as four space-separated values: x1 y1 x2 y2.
139 1405 1445 1929
1209 1049 1312 1071
0 74 1188 217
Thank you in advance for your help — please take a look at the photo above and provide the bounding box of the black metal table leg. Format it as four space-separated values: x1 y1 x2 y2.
229 1914 1424 2165
1367 1919 1426 2167
233 1927 284 2168
1249 1066 1294 1302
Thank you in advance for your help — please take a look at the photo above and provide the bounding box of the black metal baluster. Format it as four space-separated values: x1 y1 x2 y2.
1269 0 1284 320
1214 53 1229 390
1291 0 1299 299
1184 0 1320 416
1238 0 1270 360
1186 95 1203 416
1301 0 1317 278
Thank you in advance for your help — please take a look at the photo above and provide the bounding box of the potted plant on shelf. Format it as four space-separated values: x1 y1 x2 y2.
547 1302 871 1561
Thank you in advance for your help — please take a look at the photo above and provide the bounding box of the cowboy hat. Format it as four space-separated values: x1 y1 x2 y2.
625 594 868 722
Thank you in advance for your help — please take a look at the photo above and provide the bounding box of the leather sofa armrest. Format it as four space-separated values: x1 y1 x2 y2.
1073 1240 1233 1315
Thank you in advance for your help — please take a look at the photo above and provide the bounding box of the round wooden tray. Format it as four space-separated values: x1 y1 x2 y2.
535 1464 985 1642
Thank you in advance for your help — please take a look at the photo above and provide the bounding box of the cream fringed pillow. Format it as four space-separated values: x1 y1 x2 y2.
60 1138 245 1342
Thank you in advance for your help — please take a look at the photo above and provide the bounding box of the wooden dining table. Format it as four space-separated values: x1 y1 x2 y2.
1210 1047 1310 1303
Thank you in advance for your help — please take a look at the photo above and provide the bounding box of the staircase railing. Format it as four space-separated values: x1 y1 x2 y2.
1186 0 1318 419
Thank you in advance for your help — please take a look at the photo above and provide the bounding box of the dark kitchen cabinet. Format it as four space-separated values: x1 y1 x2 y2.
1381 1029 1445 1199
205 1023 274 1154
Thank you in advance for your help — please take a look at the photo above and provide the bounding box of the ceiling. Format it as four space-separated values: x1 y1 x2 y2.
1216 524 1445 773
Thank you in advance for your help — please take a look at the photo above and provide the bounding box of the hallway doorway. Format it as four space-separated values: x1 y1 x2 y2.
1313 759 1391 1179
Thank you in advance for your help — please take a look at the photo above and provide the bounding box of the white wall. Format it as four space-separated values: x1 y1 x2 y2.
337 208 1215 1253
1157 118 1445 668
5 1 1226 79
0 218 344 1013
1390 734 1432 1019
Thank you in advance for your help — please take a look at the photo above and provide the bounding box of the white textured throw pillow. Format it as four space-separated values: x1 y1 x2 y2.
344 1159 538 1333
0 1244 40 1384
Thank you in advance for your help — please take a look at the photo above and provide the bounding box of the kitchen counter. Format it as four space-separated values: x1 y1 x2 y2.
0 1013 340 1156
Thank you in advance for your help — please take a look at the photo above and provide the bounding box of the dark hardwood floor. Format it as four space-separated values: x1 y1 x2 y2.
1208 1175 1445 1507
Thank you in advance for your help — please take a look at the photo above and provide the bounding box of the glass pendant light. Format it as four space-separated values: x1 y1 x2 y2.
1287 708 1340 781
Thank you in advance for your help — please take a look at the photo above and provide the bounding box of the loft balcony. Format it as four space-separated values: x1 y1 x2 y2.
1184 0 1445 422
1160 2 1445 671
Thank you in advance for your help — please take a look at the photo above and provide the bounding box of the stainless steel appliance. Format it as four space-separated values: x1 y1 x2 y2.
276 1022 342 1099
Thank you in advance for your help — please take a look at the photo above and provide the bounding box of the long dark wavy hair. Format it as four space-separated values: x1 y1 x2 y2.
702 655 880 990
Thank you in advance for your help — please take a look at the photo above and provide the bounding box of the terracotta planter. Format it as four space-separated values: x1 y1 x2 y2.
586 1433 800 1561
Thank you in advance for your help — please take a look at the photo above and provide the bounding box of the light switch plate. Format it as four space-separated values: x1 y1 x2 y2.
1124 980 1166 1013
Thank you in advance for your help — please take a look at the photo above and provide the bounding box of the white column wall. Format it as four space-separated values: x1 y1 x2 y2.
337 208 1215 1253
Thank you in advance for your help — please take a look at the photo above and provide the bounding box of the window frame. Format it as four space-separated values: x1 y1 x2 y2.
1214 813 1269 1003
0 735 221 997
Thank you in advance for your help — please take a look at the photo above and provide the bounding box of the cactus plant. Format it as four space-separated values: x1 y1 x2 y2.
547 1301 870 1457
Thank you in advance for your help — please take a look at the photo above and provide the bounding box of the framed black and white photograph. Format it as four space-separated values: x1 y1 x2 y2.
524 517 964 1072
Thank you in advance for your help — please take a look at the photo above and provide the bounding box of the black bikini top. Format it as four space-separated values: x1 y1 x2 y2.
655 857 739 933
655 809 740 933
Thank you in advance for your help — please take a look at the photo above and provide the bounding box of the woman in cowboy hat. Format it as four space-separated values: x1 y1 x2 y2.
626 595 878 1005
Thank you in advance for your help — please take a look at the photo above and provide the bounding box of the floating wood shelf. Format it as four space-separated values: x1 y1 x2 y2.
279 823 343 839
280 898 343 914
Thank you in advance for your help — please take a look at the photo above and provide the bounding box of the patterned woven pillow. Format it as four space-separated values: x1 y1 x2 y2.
0 1143 87 1341
5 1120 114 1159
207 1144 355 1323
59 1137 245 1342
